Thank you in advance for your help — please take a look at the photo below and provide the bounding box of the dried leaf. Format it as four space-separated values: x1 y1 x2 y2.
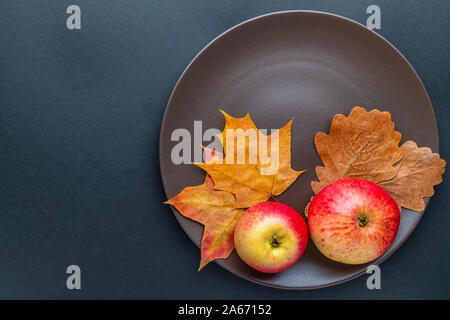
196 162 273 208
217 111 258 150
165 176 244 270
198 112 304 208
271 120 305 195
311 107 445 212
311 107 403 194
202 146 223 163
379 141 446 211
304 197 314 217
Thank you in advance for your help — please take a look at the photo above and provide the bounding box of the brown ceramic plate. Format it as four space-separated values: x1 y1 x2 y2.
159 11 438 289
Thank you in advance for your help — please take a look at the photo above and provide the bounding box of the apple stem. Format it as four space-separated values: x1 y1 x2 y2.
358 216 369 227
271 195 279 202
271 235 282 248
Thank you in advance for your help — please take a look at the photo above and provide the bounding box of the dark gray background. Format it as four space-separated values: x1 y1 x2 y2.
0 0 448 299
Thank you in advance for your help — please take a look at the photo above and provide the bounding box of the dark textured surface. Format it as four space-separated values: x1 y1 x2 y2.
0 0 449 299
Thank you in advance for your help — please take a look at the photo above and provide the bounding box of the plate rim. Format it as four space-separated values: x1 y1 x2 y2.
158 10 438 290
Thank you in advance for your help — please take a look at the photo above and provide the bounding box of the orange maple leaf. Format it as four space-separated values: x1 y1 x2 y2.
165 175 244 270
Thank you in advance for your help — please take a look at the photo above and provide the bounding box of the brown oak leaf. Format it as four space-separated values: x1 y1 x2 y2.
311 107 403 194
310 107 446 214
379 141 446 211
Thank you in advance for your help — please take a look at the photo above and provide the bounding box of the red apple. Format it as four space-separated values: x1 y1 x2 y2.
234 201 308 273
308 178 400 264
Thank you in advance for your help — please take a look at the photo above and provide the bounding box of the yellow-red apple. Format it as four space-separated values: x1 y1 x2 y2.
234 201 308 273
308 178 400 264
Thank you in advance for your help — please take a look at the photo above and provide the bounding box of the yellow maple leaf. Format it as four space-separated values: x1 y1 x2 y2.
198 112 304 208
